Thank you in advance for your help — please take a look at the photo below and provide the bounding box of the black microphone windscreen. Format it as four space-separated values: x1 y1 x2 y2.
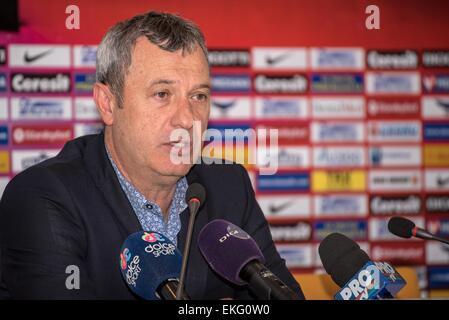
186 182 206 204
318 233 370 287
388 217 415 239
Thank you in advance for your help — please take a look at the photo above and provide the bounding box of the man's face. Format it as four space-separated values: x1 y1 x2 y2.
111 37 210 179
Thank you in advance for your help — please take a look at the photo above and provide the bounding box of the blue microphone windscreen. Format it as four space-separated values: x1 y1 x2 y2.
119 231 182 300
198 219 265 285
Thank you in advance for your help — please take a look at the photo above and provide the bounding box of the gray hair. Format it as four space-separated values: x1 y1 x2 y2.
96 11 208 108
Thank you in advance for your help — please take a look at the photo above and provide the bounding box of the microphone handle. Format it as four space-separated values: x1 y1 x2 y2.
240 260 301 300
158 280 190 300
416 228 449 245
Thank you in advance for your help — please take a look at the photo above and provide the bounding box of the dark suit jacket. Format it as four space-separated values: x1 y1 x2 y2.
0 133 304 299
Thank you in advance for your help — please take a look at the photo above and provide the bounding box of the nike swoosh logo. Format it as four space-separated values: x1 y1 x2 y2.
265 52 291 66
436 99 449 115
268 200 295 214
437 177 449 187
24 49 53 63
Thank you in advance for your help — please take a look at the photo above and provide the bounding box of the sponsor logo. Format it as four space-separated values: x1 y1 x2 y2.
73 45 97 67
426 195 449 213
75 98 100 120
423 123 449 141
428 219 449 238
426 242 449 265
369 146 421 167
312 170 366 192
425 169 449 191
0 151 9 174
211 74 251 92
144 241 176 258
0 98 7 120
12 125 72 146
423 51 449 68
275 244 313 268
313 146 365 167
11 73 71 93
205 123 252 142
422 97 449 118
120 248 131 270
371 244 425 265
424 144 449 167
314 194 368 217
210 97 251 120
10 97 72 120
124 254 141 287
0 177 10 198
370 217 424 241
256 146 310 169
74 123 104 138
257 195 311 218
311 122 364 143
269 221 312 242
12 150 59 173
367 50 418 69
257 172 310 192
311 48 364 70
366 72 420 94
252 48 307 69
367 99 420 118
311 97 365 119
9 44 70 67
141 232 165 243
254 74 307 93
314 220 367 241
423 74 449 93
74 72 96 93
0 73 7 92
368 121 421 142
311 73 363 93
428 267 449 289
256 122 309 144
370 195 422 215
254 97 308 119
0 46 6 66
0 126 8 145
208 49 250 67
369 170 422 191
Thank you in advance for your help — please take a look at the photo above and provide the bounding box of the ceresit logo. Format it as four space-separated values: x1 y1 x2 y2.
141 232 165 243
366 72 420 94
120 248 131 270
370 195 421 215
269 221 312 242
311 47 364 70
11 73 71 93
254 74 308 93
367 50 418 69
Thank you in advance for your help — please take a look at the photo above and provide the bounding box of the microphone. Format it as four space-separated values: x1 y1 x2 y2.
388 216 449 245
119 231 189 300
318 233 406 300
198 219 302 300
176 183 206 300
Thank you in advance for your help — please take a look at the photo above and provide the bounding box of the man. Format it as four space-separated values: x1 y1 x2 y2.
0 11 304 299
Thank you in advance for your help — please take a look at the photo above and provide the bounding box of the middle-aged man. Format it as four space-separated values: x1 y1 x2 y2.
0 11 304 299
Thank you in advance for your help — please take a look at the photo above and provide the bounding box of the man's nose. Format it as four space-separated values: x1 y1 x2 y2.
171 97 194 130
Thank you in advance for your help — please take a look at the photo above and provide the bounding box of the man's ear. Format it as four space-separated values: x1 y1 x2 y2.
93 82 117 126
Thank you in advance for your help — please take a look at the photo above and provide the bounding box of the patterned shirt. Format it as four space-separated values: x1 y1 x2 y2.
106 148 188 247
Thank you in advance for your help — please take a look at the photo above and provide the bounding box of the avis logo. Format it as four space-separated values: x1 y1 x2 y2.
120 248 131 270
141 232 165 243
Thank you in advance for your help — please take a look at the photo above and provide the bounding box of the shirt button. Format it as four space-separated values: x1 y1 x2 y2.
145 203 153 209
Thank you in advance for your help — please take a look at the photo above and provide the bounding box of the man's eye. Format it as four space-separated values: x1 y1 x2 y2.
193 93 209 102
154 91 169 99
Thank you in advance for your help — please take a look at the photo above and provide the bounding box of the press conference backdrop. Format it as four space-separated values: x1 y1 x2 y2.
1 0 449 298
